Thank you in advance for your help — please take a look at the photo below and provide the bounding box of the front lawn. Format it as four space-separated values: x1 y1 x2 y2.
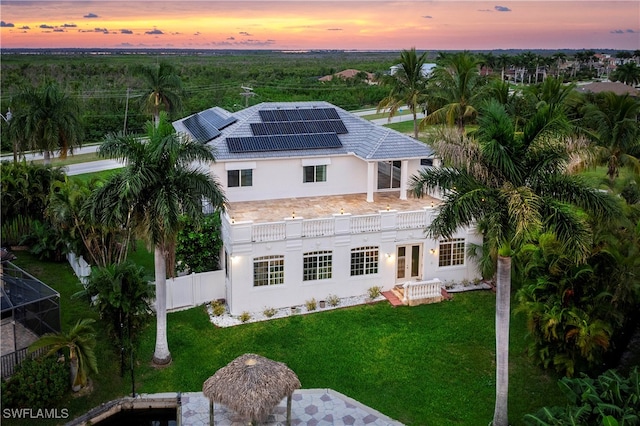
10 252 563 425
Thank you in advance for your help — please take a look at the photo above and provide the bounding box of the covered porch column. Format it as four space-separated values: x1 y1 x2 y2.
400 160 408 200
366 161 375 202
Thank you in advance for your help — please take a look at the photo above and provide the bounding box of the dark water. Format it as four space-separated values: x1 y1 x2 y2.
94 408 177 426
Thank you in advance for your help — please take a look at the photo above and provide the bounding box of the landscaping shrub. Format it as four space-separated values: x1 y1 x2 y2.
211 300 226 316
305 298 317 311
0 216 35 247
326 294 340 307
367 286 382 300
175 214 223 273
0 161 65 222
1 355 68 408
19 219 68 262
263 307 277 317
524 367 640 425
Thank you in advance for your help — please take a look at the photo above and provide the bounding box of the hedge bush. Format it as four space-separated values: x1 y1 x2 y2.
1 355 68 408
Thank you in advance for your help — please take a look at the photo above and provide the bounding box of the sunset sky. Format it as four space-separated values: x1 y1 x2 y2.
0 1 638 51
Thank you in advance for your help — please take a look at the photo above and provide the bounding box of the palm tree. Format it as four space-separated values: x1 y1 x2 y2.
410 100 620 425
496 54 511 83
421 51 487 132
478 52 497 76
377 48 429 139
78 261 154 376
551 52 568 79
136 61 183 127
522 77 577 120
580 92 640 183
29 318 98 392
611 62 640 87
9 82 83 164
46 177 132 267
89 113 226 365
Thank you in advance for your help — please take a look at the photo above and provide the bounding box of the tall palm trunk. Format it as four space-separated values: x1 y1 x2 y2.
152 245 171 365
412 109 419 139
493 255 511 426
70 355 81 392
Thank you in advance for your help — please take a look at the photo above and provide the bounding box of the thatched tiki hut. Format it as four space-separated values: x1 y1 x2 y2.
202 353 301 425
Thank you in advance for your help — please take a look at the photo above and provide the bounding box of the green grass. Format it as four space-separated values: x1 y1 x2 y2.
135 295 561 425
9 252 563 425
579 165 637 192
126 241 155 278
68 169 120 184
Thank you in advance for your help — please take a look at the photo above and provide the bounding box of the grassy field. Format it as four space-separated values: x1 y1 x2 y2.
9 251 563 426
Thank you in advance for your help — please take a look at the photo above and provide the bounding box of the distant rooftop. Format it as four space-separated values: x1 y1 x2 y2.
576 81 639 96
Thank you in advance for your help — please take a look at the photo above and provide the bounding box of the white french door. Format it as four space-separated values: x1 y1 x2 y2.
396 244 422 282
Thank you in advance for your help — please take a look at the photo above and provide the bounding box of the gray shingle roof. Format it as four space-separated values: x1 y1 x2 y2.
173 101 433 161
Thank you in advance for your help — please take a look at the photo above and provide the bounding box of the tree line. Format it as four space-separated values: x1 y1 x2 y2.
0 49 638 424
380 48 639 425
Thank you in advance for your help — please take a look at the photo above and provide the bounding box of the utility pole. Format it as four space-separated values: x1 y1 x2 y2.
239 85 255 108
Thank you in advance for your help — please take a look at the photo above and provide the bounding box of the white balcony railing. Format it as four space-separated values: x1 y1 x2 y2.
302 218 335 237
224 208 435 243
351 214 381 233
397 211 428 229
252 222 286 242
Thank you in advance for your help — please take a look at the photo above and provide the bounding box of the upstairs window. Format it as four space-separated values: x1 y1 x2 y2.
303 165 327 183
228 169 253 187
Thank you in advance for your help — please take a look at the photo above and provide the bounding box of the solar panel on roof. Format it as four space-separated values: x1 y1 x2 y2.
326 119 348 134
291 121 307 134
283 109 300 121
305 121 324 133
296 109 314 121
324 108 340 119
259 110 275 122
200 110 237 130
259 108 342 122
250 123 267 136
227 133 342 153
273 110 288 122
183 114 221 143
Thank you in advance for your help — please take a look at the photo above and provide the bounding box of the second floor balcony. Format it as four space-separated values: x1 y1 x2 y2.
222 191 441 243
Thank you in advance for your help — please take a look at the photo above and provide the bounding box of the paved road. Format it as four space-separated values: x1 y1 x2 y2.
0 110 420 175
64 159 125 176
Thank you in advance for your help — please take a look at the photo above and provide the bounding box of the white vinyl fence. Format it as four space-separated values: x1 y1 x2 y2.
67 252 92 285
67 252 226 312
164 271 226 312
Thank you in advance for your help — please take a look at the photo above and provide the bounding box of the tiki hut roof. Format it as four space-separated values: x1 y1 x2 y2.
202 353 301 422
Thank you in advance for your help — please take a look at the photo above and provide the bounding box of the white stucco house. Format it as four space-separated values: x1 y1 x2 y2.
173 101 481 315
390 63 436 78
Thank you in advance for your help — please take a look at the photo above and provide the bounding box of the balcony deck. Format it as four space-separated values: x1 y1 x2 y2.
226 191 440 223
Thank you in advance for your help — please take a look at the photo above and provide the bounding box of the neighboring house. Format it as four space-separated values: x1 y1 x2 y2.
173 101 481 315
318 69 375 84
576 81 639 96
390 63 436 78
